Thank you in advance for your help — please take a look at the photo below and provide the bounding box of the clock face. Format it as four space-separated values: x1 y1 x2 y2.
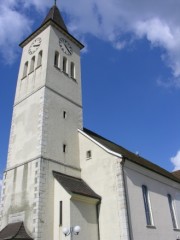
28 37 42 55
59 38 73 55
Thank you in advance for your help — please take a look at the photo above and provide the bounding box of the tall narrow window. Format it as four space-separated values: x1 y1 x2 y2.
22 61 28 78
167 194 178 229
142 185 153 226
63 111 67 119
70 62 75 79
37 50 42 67
63 57 67 73
63 144 66 153
29 56 35 73
54 51 59 68
59 201 63 226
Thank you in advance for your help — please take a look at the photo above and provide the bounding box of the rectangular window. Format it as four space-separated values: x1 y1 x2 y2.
142 185 153 226
167 194 178 229
63 144 66 153
59 201 63 226
86 150 92 159
54 51 59 68
63 111 67 119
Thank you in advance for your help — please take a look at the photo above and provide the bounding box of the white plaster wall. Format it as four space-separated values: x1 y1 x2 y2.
79 133 125 240
42 87 82 168
54 179 71 240
70 198 99 240
53 178 99 240
36 158 81 240
124 160 180 240
7 88 45 168
0 159 38 235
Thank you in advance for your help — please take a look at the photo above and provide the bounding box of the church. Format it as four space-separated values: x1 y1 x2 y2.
0 3 180 240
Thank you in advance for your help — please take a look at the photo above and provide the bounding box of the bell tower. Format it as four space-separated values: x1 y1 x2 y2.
0 4 84 240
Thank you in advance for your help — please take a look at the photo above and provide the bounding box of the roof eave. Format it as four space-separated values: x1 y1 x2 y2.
19 19 84 50
78 129 123 159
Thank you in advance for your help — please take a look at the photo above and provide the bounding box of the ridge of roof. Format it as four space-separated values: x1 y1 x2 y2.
82 128 180 183
41 5 68 32
53 171 101 199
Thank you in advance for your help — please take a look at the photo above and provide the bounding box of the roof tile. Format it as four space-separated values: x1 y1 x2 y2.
83 128 180 183
53 171 101 199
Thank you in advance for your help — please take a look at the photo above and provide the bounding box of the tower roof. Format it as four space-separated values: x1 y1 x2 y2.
20 4 84 49
41 4 68 32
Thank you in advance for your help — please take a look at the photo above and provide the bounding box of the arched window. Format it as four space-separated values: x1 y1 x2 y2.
70 62 75 79
54 51 59 68
37 50 42 67
63 57 67 73
29 56 35 73
22 61 28 78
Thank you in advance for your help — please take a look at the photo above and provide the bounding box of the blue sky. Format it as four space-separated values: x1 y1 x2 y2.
1 0 180 187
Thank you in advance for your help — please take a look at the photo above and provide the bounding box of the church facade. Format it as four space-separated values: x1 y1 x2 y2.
0 4 180 240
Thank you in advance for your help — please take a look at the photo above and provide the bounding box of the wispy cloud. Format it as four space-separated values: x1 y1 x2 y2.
171 150 180 171
0 178 2 199
1 0 180 86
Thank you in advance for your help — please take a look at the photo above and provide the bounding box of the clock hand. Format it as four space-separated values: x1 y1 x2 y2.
64 44 71 54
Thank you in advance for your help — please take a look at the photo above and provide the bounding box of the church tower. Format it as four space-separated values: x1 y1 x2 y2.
0 4 87 240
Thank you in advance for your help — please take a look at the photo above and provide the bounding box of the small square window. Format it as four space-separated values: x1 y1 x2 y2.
86 150 92 159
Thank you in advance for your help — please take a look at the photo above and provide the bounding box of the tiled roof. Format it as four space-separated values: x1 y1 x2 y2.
172 170 180 179
41 5 68 32
0 222 33 240
53 171 101 199
83 128 180 183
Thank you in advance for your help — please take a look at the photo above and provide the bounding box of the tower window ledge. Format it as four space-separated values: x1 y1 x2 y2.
70 76 77 82
36 64 42 70
54 65 60 71
28 70 34 75
21 75 27 80
62 71 69 77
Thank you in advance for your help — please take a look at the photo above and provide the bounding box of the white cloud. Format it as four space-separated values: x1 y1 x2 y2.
0 178 2 199
1 0 180 85
61 0 180 87
0 4 32 64
171 150 180 171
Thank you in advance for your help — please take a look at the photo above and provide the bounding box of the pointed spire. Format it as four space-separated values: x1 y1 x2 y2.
41 4 68 32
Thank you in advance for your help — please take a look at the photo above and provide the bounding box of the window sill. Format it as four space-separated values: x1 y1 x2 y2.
70 76 77 82
62 71 69 77
54 65 60 71
146 225 156 229
173 228 180 232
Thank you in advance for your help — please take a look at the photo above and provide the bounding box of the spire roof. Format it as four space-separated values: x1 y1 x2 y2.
42 4 68 32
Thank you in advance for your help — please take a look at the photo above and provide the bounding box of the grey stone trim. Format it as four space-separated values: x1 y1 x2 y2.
46 86 82 108
4 156 81 173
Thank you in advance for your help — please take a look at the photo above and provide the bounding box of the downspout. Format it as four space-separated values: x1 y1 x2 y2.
121 157 132 240
96 200 101 240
